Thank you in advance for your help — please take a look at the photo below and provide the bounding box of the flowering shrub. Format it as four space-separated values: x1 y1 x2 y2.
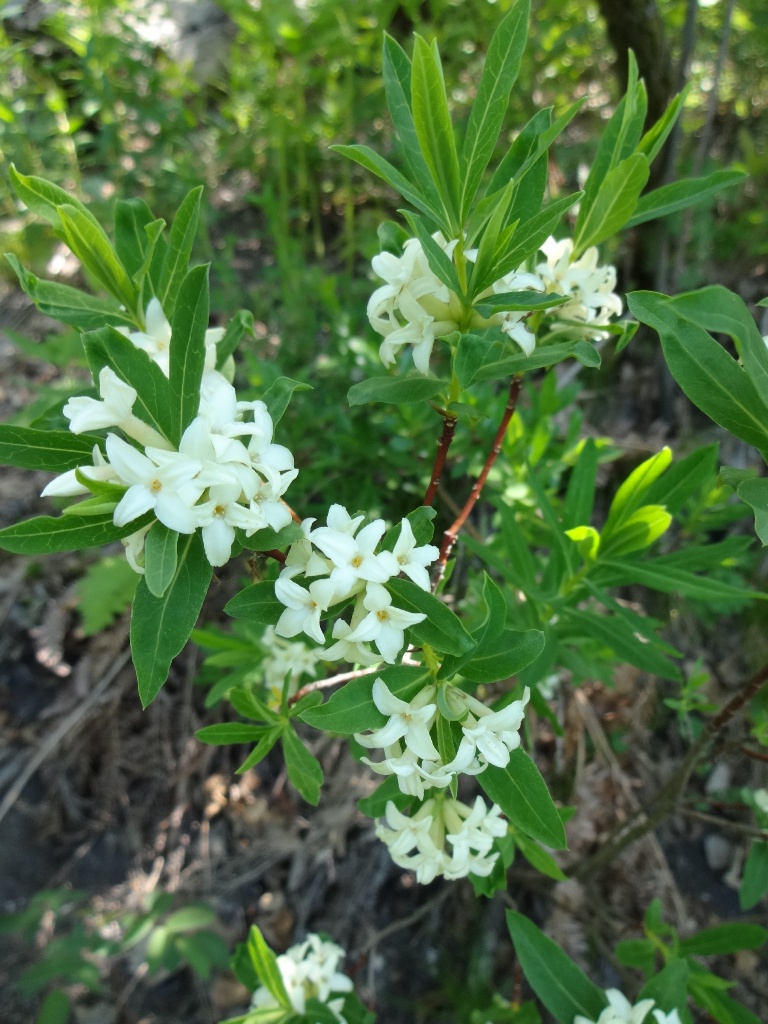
1 1 766 1022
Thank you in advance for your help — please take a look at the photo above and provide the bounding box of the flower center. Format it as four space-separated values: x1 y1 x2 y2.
150 478 162 493
376 609 389 623
397 554 407 565
351 555 363 568
214 504 226 517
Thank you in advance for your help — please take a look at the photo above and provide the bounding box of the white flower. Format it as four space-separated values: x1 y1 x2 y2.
106 433 204 533
122 523 151 574
119 298 225 377
391 518 439 590
361 742 453 799
310 518 397 602
321 618 381 666
536 236 622 338
344 582 426 663
275 577 335 645
653 1012 681 1024
260 627 321 706
446 688 530 773
574 989 657 1024
355 678 439 760
250 932 351 1023
194 479 264 566
63 367 170 449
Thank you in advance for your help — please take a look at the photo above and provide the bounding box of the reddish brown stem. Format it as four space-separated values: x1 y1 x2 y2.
262 548 287 564
423 412 458 507
281 499 302 524
432 375 523 589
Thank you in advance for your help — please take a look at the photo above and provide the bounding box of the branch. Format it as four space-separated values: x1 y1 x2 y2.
288 665 380 706
432 375 523 590
423 411 458 507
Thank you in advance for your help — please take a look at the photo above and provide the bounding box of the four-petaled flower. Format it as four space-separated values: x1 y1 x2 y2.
345 582 426 663
355 678 439 760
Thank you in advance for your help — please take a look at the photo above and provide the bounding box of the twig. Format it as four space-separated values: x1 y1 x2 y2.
0 646 132 827
358 886 451 954
289 665 381 705
423 412 458 507
572 662 768 881
432 375 523 590
262 548 287 564
742 746 768 765
679 807 768 843
281 499 303 524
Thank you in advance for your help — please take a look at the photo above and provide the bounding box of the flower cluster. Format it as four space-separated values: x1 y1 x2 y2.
376 795 507 883
259 626 321 707
41 299 297 569
367 233 621 373
355 679 530 799
250 932 353 1022
575 990 681 1024
274 504 439 663
537 236 622 338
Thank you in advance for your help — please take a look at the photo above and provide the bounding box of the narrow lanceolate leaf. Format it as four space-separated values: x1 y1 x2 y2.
402 211 463 295
626 169 746 228
169 263 210 443
216 309 254 369
132 531 212 707
114 197 157 278
282 726 324 805
387 577 475 656
9 165 97 231
348 375 448 406
470 340 584 385
224 581 284 624
740 841 768 910
460 0 530 217
83 325 175 442
677 923 767 957
143 521 180 598
156 186 203 316
460 628 545 683
738 478 768 545
196 723 274 745
5 254 131 330
491 192 582 281
572 153 649 257
245 927 292 1009
0 425 104 472
261 376 312 425
595 559 767 603
479 749 566 848
0 511 153 555
58 204 137 312
506 912 607 1024
411 35 461 226
628 292 768 454
332 144 449 232
560 607 681 682
381 34 442 206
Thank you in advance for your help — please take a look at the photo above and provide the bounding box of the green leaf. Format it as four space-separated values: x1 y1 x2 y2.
480 749 567 848
688 982 762 1024
236 728 282 774
595 558 766 603
381 34 442 206
245 926 291 1009
602 448 672 537
0 424 104 472
9 166 97 231
196 723 274 745
5 253 130 330
164 904 216 933
644 444 718 515
473 292 568 317
638 959 689 1013
241 522 304 552
35 990 71 1024
491 193 582 281
564 439 598 529
738 479 768 545
459 0 530 217
261 377 312 425
628 291 768 454
131 531 212 707
485 107 552 201
114 197 157 278
560 607 681 681
506 911 606 1024
454 333 505 388
58 204 136 311
156 186 203 315
615 939 657 975
470 340 586 385
0 510 152 555
282 726 324 805
332 144 449 232
411 35 460 226
572 154 650 257
401 210 463 295
143 521 180 598
638 85 689 164
216 310 254 369
626 170 746 228
382 506 437 550
514 833 567 881
225 581 284 624
600 505 672 558
83 325 175 442
348 375 447 406
740 841 768 910
438 571 508 680
169 263 210 442
301 665 432 734
386 577 474 656
76 555 139 635
678 924 767 957
460 628 545 683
